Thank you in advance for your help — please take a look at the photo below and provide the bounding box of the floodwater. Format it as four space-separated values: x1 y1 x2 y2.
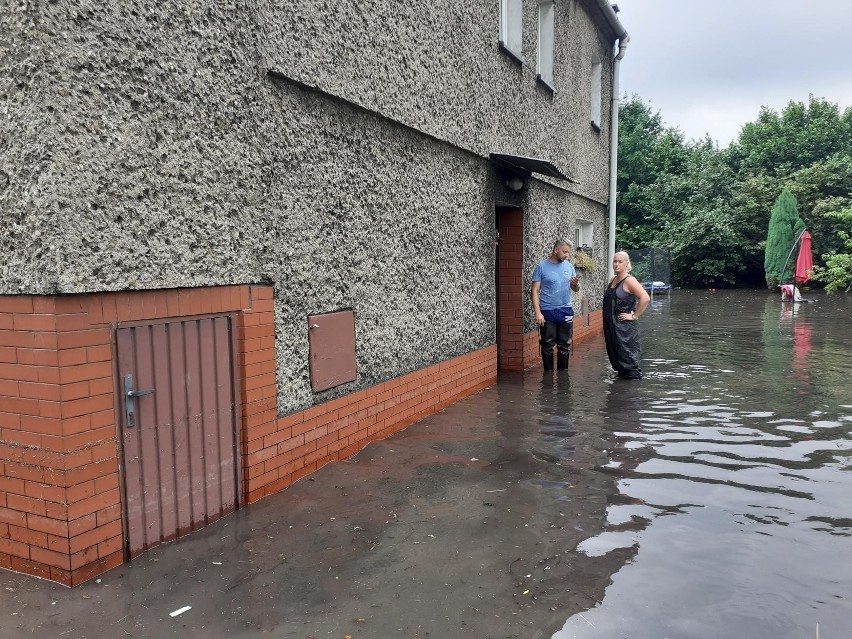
1 289 850 639
555 289 852 639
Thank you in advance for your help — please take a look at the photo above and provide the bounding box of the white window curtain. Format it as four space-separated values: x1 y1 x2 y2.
590 60 602 127
500 0 524 62
537 1 554 88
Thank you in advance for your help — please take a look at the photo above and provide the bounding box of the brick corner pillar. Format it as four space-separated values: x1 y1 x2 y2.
234 286 280 505
497 208 532 371
0 294 123 586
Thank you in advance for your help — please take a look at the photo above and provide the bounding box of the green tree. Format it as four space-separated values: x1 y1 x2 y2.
727 172 780 285
764 189 805 288
727 97 852 285
654 140 748 286
616 96 689 249
813 208 852 293
730 96 852 178
617 95 851 288
786 153 852 259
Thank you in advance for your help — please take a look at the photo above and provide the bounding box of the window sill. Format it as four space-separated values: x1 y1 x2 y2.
499 41 524 66
536 75 556 94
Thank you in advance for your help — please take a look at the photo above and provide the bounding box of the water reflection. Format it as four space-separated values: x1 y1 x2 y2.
556 290 852 639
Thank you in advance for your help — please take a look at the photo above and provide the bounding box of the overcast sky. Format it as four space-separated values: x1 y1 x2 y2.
613 0 852 147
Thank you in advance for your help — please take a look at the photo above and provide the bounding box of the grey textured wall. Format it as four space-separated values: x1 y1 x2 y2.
262 0 614 201
1 0 617 413
522 181 608 334
266 79 496 410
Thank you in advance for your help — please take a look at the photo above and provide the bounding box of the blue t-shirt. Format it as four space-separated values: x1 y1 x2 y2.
532 259 576 310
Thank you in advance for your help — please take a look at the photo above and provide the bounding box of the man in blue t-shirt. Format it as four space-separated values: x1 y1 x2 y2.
531 239 580 371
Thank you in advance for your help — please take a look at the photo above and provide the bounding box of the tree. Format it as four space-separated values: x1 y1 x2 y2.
616 96 689 250
730 96 852 178
617 94 851 288
786 153 852 259
813 208 852 293
764 189 805 288
727 172 781 286
654 141 748 287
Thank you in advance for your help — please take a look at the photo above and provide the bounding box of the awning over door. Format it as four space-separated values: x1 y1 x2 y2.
489 153 576 183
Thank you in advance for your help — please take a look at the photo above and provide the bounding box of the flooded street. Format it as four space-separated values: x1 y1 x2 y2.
557 289 852 639
1 290 850 639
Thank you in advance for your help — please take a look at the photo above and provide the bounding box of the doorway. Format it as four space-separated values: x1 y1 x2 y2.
495 207 526 371
116 316 239 558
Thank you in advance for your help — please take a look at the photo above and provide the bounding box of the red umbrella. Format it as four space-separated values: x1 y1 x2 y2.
794 231 813 284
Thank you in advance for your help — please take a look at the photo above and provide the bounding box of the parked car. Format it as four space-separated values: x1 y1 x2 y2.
643 280 672 293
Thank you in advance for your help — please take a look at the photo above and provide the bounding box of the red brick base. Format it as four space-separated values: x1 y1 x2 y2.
0 286 496 585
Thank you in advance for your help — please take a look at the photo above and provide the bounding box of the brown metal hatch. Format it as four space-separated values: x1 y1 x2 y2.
116 316 239 558
308 310 357 392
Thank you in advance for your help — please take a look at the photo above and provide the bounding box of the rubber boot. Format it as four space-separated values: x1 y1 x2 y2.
541 349 554 372
556 352 570 370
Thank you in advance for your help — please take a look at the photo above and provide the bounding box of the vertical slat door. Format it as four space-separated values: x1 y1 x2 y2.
117 316 238 558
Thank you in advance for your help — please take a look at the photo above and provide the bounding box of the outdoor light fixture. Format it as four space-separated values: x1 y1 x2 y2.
507 176 525 191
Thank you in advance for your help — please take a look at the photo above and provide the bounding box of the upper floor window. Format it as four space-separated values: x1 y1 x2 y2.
537 1 555 90
590 60 602 129
500 0 524 64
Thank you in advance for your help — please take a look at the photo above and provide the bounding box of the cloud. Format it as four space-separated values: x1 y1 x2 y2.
615 0 852 145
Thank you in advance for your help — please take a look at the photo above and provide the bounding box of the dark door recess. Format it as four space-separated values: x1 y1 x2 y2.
116 316 238 558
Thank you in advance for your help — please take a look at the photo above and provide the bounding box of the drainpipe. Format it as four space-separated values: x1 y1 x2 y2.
594 1 629 278
607 34 628 277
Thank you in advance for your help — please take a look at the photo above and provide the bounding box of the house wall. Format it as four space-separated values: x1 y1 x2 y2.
261 0 615 202
1 0 615 410
0 0 619 583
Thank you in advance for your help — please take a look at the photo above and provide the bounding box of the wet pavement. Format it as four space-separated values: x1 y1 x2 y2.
1 290 851 639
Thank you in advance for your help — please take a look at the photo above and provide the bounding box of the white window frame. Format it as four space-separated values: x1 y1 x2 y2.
537 1 555 90
576 221 593 252
500 0 524 64
590 59 602 129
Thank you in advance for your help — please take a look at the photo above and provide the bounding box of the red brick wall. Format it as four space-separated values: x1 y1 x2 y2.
1 285 497 585
241 344 496 503
497 208 525 370
0 295 121 585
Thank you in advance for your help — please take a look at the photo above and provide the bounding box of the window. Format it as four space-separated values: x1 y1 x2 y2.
576 221 593 254
537 1 555 89
500 0 524 64
590 60 602 129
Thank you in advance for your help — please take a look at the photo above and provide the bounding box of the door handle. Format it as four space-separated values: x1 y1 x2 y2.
124 374 155 428
127 388 155 398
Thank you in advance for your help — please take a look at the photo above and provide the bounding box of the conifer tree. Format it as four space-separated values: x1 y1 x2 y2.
764 189 805 287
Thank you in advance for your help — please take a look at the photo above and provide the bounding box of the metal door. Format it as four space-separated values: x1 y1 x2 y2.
116 316 238 558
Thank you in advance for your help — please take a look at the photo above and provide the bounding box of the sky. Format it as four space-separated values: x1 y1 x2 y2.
613 0 852 147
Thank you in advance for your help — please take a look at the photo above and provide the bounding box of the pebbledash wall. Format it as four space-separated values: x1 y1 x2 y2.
0 1 624 584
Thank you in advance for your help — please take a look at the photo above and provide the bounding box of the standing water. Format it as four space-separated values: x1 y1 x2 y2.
556 289 852 639
0 291 849 639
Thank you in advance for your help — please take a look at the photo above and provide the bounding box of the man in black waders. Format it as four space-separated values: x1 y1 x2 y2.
531 239 580 371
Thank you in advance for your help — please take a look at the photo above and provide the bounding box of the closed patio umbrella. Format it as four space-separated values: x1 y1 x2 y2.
794 231 813 284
